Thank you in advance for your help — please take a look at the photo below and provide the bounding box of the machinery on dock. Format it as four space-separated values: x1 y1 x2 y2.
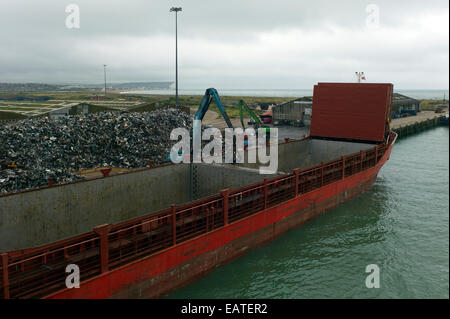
194 88 233 129
260 110 273 124
193 89 270 151
238 99 270 133
167 88 234 162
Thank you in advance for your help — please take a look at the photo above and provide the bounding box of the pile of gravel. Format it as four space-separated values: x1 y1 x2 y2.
0 109 192 194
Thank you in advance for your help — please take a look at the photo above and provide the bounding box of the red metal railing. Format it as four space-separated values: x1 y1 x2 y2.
0 136 392 299
2 236 101 299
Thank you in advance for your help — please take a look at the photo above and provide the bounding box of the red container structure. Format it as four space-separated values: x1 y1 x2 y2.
310 83 393 142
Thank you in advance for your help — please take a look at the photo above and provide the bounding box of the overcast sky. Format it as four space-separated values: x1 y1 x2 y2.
0 0 448 89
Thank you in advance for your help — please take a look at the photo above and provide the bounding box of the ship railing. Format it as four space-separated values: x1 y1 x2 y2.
266 174 297 208
106 196 225 270
0 140 390 299
107 209 174 270
229 183 265 223
1 236 101 299
174 197 225 243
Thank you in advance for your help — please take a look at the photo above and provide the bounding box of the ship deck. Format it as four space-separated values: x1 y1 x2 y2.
0 132 396 299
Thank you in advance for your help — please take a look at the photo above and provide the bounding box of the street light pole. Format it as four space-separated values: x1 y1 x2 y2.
103 64 107 97
170 7 182 108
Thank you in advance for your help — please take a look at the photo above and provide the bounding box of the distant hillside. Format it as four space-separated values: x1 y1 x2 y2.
0 81 174 92
0 83 61 92
111 82 174 90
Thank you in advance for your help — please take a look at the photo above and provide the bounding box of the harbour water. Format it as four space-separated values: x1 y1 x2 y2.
167 126 449 299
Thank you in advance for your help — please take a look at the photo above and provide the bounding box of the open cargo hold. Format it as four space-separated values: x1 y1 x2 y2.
0 139 373 252
0 82 395 299
310 83 393 142
0 134 396 299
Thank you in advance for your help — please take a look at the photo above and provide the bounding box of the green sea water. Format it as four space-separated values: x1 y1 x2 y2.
167 126 449 299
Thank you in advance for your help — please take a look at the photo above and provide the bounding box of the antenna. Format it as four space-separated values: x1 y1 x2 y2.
355 72 366 83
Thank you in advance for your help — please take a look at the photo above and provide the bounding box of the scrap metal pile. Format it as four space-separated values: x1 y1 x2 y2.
0 109 192 194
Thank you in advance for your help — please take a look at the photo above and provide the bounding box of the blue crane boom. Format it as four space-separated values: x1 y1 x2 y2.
194 88 234 128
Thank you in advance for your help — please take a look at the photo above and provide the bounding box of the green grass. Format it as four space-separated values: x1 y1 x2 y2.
0 91 294 119
420 99 448 111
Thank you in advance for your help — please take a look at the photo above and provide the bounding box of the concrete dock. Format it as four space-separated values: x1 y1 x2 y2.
391 111 446 138
391 111 441 129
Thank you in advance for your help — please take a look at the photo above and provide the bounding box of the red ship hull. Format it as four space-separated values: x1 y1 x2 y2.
44 135 394 299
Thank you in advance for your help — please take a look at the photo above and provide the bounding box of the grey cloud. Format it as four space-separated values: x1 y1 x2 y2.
0 0 448 89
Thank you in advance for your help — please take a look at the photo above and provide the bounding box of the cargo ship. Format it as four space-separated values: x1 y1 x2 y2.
0 83 396 299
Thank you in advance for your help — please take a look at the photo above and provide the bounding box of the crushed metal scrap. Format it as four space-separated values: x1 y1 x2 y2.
0 109 192 194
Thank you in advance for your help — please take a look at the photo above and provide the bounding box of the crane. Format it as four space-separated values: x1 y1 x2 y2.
194 88 233 128
238 99 270 133
167 88 232 163
189 89 271 163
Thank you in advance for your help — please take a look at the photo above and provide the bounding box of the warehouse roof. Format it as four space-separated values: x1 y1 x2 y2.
392 93 420 105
